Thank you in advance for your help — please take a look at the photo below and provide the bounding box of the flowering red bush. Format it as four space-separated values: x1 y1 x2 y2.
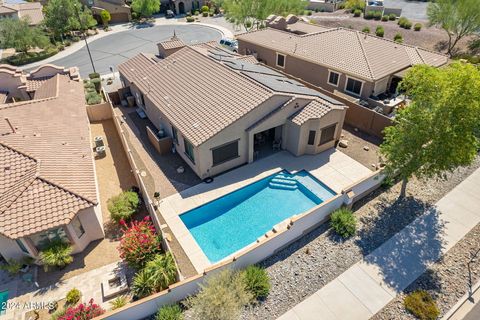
117 217 162 269
59 298 105 320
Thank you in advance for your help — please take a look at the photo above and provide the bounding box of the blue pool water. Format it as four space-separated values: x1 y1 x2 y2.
180 170 336 262
0 291 8 315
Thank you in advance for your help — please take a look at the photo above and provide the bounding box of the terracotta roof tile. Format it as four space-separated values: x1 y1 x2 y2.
290 99 333 125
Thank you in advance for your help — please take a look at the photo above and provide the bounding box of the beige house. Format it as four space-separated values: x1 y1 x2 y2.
166 0 204 14
237 23 448 100
0 64 104 262
118 41 347 179
0 0 43 25
82 0 131 23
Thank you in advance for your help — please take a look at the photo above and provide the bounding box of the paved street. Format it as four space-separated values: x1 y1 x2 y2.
46 24 222 77
383 0 429 21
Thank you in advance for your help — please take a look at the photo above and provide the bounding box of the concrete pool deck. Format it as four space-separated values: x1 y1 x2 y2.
158 149 372 273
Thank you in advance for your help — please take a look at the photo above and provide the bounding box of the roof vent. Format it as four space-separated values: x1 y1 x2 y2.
4 166 10 171
4 117 15 134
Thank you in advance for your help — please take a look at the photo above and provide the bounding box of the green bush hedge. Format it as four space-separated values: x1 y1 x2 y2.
86 92 102 105
330 207 356 238
155 304 183 320
404 290 439 320
241 265 270 300
414 23 422 31
375 26 385 37
89 72 100 79
1 47 59 66
108 191 140 222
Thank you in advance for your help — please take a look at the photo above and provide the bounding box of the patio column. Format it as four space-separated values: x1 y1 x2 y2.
247 131 254 163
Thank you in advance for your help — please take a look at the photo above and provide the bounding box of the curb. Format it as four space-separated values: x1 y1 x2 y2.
442 279 480 319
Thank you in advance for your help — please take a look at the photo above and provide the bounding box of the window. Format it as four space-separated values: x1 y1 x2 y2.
135 91 145 107
319 124 337 146
307 130 316 145
184 138 195 163
276 53 286 68
212 140 239 166
171 125 178 144
345 77 363 96
29 228 69 251
72 217 85 238
16 239 29 254
328 71 340 86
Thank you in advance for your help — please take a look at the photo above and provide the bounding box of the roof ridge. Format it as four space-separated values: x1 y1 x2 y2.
0 166 37 214
354 31 375 80
413 47 427 64
299 26 338 38
0 141 38 163
37 176 96 206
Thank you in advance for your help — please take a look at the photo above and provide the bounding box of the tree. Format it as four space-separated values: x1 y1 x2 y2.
427 0 480 55
223 0 307 31
43 0 96 39
380 62 480 198
100 9 111 27
131 0 160 18
0 18 49 54
344 0 365 12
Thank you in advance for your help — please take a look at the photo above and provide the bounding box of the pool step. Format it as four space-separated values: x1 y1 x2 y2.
270 178 297 186
269 182 298 190
274 174 297 181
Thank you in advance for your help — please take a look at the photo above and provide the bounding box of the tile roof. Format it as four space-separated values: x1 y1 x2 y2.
118 47 274 147
286 21 331 34
33 76 59 99
289 99 334 125
237 27 448 81
0 1 43 25
159 36 185 50
0 75 97 238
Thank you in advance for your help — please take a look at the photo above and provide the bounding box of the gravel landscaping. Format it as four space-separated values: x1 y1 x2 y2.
241 156 480 320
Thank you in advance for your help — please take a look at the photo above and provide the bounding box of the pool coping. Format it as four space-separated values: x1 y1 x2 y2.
158 150 373 274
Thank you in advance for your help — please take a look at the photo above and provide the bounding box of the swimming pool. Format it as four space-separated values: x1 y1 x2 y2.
0 290 8 315
180 170 336 262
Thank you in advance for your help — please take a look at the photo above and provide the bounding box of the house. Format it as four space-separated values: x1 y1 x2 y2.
81 0 131 23
236 23 448 100
162 0 204 14
0 0 43 25
117 40 347 179
0 64 104 262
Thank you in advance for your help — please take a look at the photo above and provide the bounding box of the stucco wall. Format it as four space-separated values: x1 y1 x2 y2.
0 235 28 261
0 71 29 100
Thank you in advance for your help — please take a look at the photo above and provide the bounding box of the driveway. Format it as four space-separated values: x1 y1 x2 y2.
383 0 429 21
47 24 222 77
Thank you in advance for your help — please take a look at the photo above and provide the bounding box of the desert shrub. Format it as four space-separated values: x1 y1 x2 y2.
186 16 195 22
353 9 361 17
108 191 140 223
71 36 80 42
0 259 22 275
131 268 154 298
90 77 101 92
330 207 356 238
86 92 102 105
50 308 66 320
241 265 270 300
373 11 382 20
362 26 370 33
155 304 183 320
64 40 72 46
201 5 209 12
389 13 396 20
132 253 177 298
345 0 365 11
132 12 139 20
375 25 384 37
118 217 162 270
66 288 81 305
1 46 59 66
306 10 313 16
185 269 252 320
404 291 440 320
394 33 403 43
59 299 104 320
245 20 252 29
88 72 100 79
403 21 412 29
194 10 200 15
364 11 374 20
228 17 235 23
414 23 422 31
381 15 388 21
110 295 128 310
398 16 412 29
202 11 208 17
39 240 73 271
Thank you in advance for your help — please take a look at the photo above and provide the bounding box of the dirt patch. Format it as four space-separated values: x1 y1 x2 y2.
338 125 382 170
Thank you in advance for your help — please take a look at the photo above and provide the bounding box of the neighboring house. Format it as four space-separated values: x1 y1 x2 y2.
0 0 43 25
162 0 204 14
307 0 344 12
236 23 448 101
0 64 104 262
117 40 347 179
82 0 131 23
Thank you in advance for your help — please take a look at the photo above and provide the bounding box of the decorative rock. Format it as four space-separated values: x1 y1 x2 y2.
363 146 370 151
177 166 185 174
338 140 348 148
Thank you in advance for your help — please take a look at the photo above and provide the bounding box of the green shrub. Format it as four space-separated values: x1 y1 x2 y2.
185 269 252 320
394 33 403 43
403 21 412 29
330 207 356 238
64 40 72 47
241 265 270 300
353 9 361 17
39 240 73 271
0 259 22 275
86 92 102 105
404 291 440 320
373 11 382 20
229 17 235 23
362 26 370 33
245 20 252 28
132 253 177 298
202 11 208 17
307 10 313 16
132 12 139 20
186 16 195 22
155 304 183 320
65 288 81 305
364 11 374 20
414 23 422 31
398 16 412 29
1 47 59 66
88 72 100 79
389 13 396 20
108 191 140 223
110 295 128 310
345 0 365 11
50 308 66 320
71 36 80 42
375 26 384 37
381 15 388 21
91 77 102 92
194 10 200 15
201 5 209 12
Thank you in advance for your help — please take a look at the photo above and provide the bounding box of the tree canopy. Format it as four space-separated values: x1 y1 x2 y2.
380 62 480 197
0 18 49 54
427 0 480 55
43 0 96 38
131 0 160 18
223 0 307 31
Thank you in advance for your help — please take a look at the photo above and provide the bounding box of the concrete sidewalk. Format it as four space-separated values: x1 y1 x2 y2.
278 168 480 320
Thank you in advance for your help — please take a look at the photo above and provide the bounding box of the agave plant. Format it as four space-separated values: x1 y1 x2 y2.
132 268 155 299
39 240 73 271
132 253 177 299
